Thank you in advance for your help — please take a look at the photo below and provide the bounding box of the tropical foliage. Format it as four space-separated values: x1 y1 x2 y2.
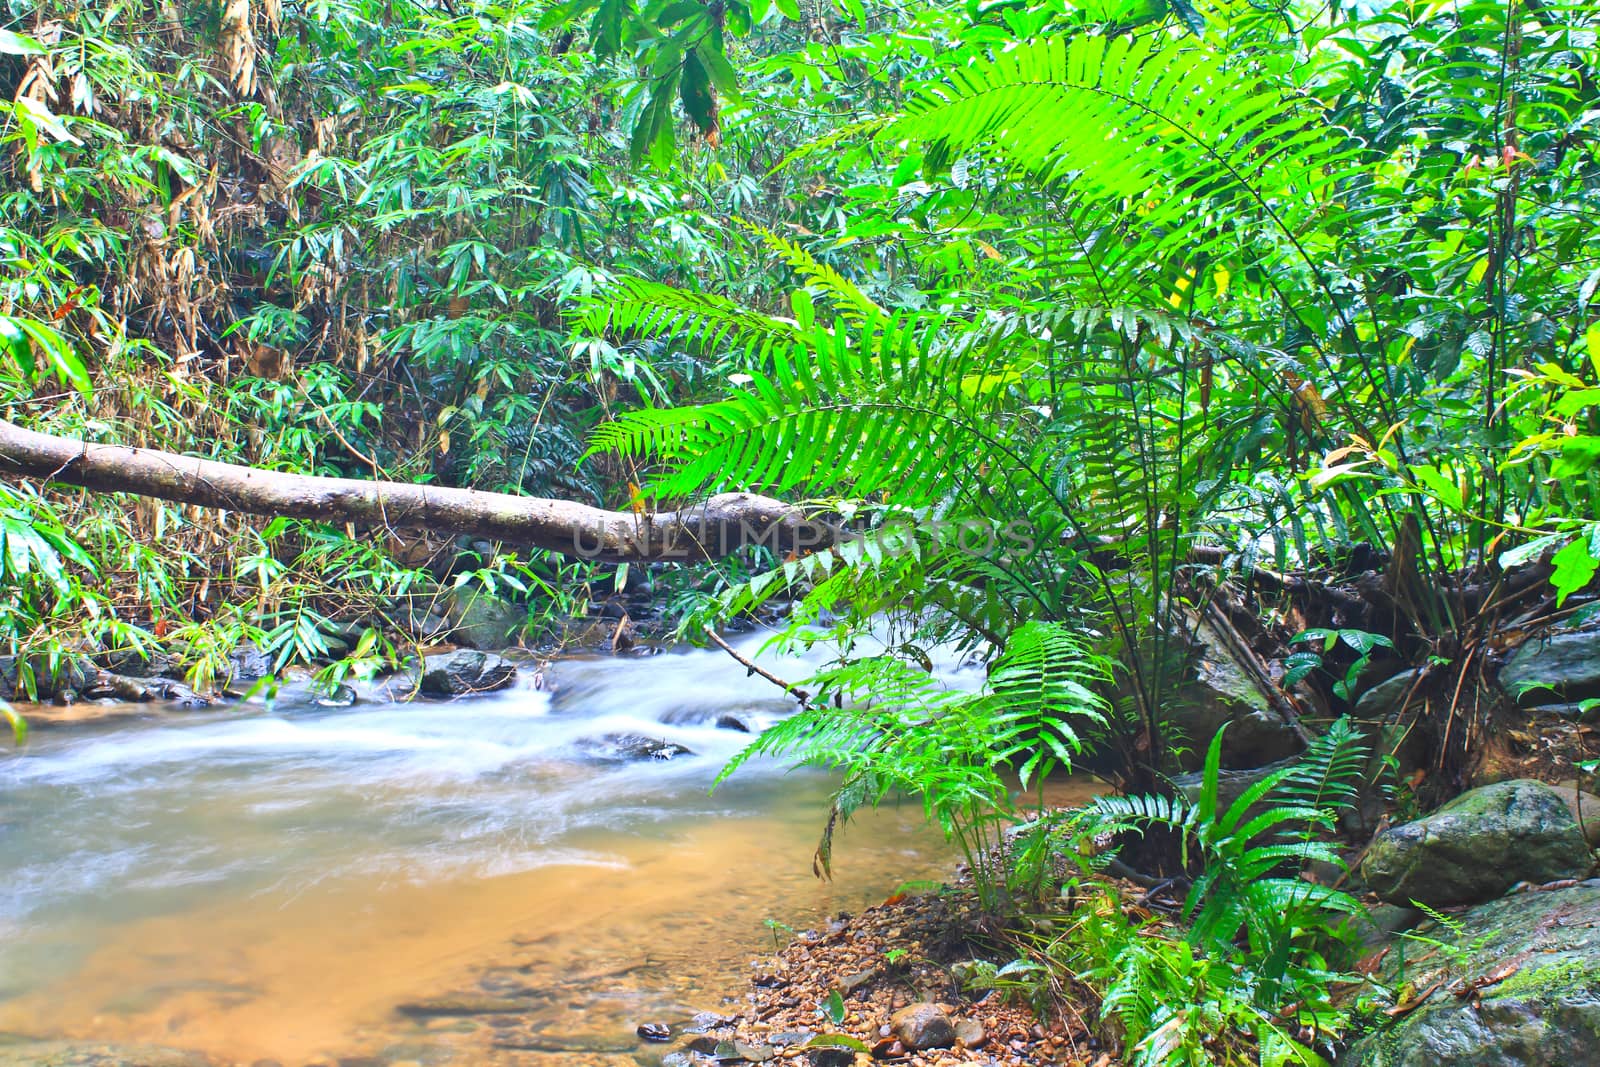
3 0 1598 1060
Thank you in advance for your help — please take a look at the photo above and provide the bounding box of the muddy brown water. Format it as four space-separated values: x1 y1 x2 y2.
0 635 1097 1065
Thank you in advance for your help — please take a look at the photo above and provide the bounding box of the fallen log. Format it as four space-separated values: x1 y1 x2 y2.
0 418 835 564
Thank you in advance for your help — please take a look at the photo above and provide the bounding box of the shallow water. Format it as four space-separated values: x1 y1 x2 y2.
0 633 1030 1065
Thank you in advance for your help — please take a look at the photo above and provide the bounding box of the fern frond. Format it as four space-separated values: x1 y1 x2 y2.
1272 715 1369 821
590 310 1057 506
887 34 1362 284
737 220 885 326
576 276 803 364
1087 792 1197 835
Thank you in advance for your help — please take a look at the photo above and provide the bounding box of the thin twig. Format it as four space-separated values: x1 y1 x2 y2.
704 627 810 707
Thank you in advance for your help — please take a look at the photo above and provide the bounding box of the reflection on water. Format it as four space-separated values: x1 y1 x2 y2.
0 634 1004 1065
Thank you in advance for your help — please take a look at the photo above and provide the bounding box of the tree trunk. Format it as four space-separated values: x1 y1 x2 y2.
0 418 834 564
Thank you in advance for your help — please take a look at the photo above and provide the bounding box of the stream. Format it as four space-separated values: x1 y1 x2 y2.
0 634 979 1066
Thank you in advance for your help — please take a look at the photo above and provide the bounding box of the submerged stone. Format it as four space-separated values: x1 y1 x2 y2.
0 1042 211 1067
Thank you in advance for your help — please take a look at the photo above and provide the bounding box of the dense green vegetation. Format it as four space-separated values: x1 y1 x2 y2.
3 0 1599 1061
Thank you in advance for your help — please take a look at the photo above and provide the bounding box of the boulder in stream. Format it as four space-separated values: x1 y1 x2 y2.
579 733 694 762
1343 881 1600 1067
417 650 518 697
1362 779 1593 908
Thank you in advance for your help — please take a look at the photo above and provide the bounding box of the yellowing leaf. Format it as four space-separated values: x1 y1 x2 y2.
1212 267 1230 297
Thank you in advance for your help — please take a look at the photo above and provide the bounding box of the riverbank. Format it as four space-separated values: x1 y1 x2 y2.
699 883 1098 1067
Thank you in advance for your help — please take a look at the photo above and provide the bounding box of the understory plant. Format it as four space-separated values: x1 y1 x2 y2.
1035 719 1373 1066
717 621 1115 910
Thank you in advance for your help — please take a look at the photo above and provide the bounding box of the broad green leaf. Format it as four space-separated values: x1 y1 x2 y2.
1551 537 1599 607
1552 437 1600 479
821 989 846 1024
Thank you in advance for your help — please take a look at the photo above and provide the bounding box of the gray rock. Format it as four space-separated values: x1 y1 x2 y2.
227 643 272 687
581 733 694 762
0 1042 211 1066
1499 629 1600 706
1354 669 1422 720
93 647 177 679
444 588 526 650
83 673 212 709
889 1002 955 1050
1343 883 1600 1066
0 653 96 701
1172 758 1298 814
807 1051 856 1067
1172 620 1302 768
1362 779 1593 907
417 650 518 697
1526 701 1600 724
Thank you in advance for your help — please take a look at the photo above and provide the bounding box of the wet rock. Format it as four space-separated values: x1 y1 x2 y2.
1343 883 1600 1066
583 732 694 762
0 653 96 702
417 650 518 697
680 1034 722 1055
1362 779 1593 907
1552 782 1600 848
0 1042 211 1066
807 1050 856 1067
1499 628 1600 705
890 1003 955 1050
1172 758 1297 815
313 683 357 708
82 672 212 709
954 1018 985 1047
715 713 752 733
394 994 529 1016
713 1039 775 1061
637 1022 673 1042
1528 701 1600 724
838 967 876 994
93 646 177 679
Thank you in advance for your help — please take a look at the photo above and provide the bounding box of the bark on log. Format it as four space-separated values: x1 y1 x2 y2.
0 418 836 564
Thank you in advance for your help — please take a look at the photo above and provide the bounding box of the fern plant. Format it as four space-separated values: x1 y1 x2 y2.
1084 719 1369 998
717 621 1114 910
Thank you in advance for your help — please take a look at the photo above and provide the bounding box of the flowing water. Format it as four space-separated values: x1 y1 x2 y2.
0 634 1012 1066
